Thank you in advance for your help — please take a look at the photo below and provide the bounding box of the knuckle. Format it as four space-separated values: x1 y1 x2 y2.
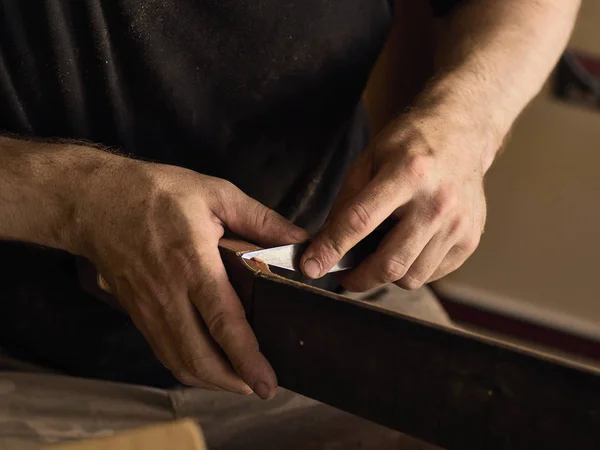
346 203 373 235
431 186 459 218
216 178 237 193
149 284 172 310
397 275 423 291
449 214 470 236
318 234 347 264
143 287 180 323
211 179 238 211
206 311 246 345
173 370 196 386
206 311 230 343
165 242 199 276
340 271 377 293
313 208 377 267
460 234 481 254
341 280 367 293
380 256 409 283
404 154 433 183
185 355 213 382
254 204 276 230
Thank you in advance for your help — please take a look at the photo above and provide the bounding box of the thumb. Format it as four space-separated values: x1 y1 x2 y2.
328 149 373 221
217 183 309 247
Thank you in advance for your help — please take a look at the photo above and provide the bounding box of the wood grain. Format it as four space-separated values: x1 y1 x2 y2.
245 273 600 449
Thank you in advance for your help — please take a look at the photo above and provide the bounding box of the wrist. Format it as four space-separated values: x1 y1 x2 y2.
405 77 510 174
0 137 121 255
67 148 128 257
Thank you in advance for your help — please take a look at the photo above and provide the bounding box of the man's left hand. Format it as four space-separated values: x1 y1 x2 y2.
301 109 496 291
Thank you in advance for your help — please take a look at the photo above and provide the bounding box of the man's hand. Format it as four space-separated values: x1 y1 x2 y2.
301 0 580 292
75 157 308 399
0 136 308 398
301 110 491 292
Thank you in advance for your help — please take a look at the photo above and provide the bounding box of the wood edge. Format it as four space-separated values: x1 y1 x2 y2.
253 272 600 375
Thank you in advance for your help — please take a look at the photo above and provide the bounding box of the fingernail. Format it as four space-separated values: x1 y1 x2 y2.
303 258 322 279
253 381 271 400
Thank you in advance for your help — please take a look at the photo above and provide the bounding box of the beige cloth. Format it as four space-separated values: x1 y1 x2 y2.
0 372 438 450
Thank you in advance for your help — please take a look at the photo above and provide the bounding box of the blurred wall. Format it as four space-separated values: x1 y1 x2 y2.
445 0 600 325
366 0 600 325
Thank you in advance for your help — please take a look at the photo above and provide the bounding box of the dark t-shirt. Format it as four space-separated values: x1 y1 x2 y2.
1 0 395 228
0 0 459 385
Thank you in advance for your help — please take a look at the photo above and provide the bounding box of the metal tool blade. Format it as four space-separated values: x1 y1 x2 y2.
242 242 362 273
242 220 397 274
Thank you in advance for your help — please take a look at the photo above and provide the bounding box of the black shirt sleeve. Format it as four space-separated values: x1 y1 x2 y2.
429 0 464 17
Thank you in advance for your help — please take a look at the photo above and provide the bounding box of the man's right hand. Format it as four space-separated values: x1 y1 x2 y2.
71 156 308 399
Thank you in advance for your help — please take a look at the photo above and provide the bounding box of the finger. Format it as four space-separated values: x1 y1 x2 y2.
176 307 252 393
190 247 278 400
149 283 252 394
428 236 481 282
301 171 414 279
130 311 188 381
340 206 443 292
130 309 222 390
216 182 309 247
395 226 460 291
328 150 373 220
112 278 220 389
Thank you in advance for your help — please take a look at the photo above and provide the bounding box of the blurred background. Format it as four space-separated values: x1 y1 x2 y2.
366 0 600 329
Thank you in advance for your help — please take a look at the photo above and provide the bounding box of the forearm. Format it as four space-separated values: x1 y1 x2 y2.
0 136 111 253
414 0 580 168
